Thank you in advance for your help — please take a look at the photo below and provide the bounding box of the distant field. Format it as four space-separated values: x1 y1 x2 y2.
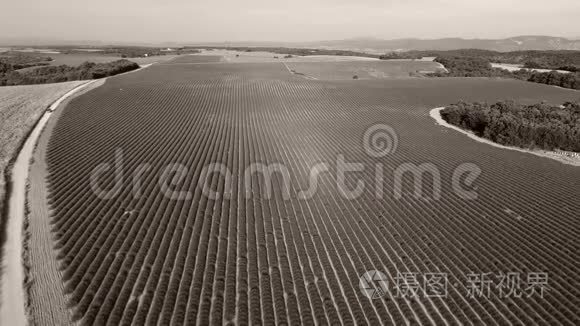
165 52 446 80
29 57 580 325
199 49 383 63
163 55 223 64
197 49 382 63
130 55 179 66
285 60 446 79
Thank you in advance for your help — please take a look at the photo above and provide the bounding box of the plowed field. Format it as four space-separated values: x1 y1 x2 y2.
35 57 580 325
284 61 444 79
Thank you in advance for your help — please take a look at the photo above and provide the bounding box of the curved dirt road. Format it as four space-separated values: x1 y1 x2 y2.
0 81 95 326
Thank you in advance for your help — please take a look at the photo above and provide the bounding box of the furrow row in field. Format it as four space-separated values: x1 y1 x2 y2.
42 62 580 325
303 90 579 322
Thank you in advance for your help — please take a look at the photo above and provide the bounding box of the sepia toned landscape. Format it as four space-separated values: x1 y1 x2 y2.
4 53 575 325
1 1 579 325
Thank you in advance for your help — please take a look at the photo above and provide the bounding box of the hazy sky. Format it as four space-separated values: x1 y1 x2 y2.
1 0 579 43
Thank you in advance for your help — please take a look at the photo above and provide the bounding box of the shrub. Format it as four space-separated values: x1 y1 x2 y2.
528 71 580 90
523 61 542 69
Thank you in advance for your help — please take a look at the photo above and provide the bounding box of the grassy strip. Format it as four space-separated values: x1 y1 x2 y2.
0 99 54 263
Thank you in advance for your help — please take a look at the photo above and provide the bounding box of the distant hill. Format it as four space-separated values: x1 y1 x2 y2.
2 36 580 53
187 36 580 53
303 36 580 53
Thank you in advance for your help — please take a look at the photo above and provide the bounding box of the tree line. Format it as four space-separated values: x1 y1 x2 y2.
380 49 580 72
441 101 580 152
428 56 579 90
0 60 140 86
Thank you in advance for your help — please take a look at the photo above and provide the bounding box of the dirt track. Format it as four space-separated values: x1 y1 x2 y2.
0 80 87 326
36 57 580 324
22 62 152 325
0 81 86 252
26 79 105 326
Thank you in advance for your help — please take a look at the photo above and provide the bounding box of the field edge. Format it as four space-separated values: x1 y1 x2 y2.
25 79 106 326
429 107 580 167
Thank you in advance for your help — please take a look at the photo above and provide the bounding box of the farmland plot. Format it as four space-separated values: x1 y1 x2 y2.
284 61 445 79
196 49 382 63
163 55 224 64
30 59 580 325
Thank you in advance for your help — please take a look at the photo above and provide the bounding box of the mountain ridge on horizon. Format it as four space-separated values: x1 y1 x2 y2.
2 35 580 52
305 35 580 52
